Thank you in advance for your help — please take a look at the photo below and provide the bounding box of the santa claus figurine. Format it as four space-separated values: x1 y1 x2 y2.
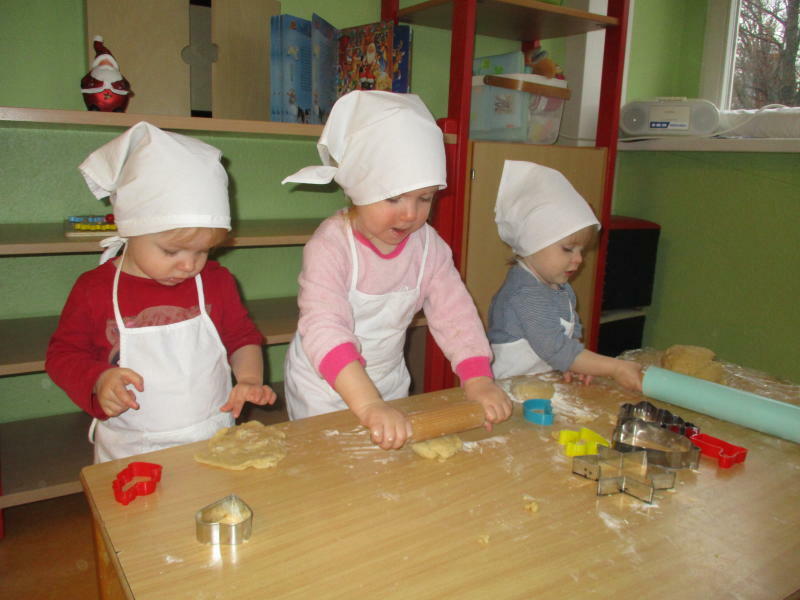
81 36 132 112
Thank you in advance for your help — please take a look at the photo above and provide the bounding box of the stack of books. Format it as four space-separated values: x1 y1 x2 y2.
270 13 412 124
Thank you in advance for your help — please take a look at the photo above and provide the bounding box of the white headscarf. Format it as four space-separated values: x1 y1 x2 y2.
281 91 447 205
495 160 600 257
78 121 230 263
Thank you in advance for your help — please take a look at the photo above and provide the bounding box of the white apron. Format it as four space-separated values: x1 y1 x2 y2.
491 261 575 380
284 223 430 420
90 255 234 462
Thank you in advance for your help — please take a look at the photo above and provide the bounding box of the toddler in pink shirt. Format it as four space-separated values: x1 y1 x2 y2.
282 91 511 449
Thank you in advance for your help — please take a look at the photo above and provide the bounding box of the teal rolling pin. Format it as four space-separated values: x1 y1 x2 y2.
642 366 800 443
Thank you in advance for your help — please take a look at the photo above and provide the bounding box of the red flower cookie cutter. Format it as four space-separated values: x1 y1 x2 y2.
113 461 163 505
689 433 748 469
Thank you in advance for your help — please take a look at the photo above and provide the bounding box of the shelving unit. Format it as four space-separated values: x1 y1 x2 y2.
383 0 629 387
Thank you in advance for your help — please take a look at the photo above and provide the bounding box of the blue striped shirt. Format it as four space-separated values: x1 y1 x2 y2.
488 264 584 372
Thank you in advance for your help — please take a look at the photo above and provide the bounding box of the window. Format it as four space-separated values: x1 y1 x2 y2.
701 0 799 110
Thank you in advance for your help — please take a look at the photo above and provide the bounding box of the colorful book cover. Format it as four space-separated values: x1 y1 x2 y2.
311 13 339 124
391 24 412 93
275 14 312 123
337 21 394 97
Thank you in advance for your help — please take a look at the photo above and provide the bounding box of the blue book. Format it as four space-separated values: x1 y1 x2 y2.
273 14 312 123
311 14 339 124
392 24 412 93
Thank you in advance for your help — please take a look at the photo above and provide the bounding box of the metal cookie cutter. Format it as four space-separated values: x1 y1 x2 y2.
196 494 253 545
572 445 676 504
523 399 554 425
617 400 699 437
612 418 700 470
112 461 163 505
690 433 747 468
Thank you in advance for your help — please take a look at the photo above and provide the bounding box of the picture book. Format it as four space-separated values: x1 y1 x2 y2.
391 24 412 93
311 13 339 124
271 14 313 123
337 21 394 97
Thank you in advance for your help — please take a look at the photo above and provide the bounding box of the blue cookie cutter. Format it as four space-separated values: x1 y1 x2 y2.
523 399 554 425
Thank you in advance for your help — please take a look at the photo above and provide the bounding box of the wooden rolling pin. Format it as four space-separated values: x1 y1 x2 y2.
407 401 486 443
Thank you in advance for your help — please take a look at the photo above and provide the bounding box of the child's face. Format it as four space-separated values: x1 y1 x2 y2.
353 185 437 252
523 233 587 289
122 229 216 286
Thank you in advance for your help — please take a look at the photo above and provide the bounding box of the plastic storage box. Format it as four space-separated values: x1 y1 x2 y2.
470 74 570 144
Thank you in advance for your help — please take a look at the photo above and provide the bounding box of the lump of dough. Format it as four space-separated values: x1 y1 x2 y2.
194 421 287 470
511 379 555 403
662 344 726 384
411 434 463 461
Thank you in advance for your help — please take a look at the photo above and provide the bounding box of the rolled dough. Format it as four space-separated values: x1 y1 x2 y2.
194 421 287 470
411 434 463 461
511 379 555 403
662 344 726 384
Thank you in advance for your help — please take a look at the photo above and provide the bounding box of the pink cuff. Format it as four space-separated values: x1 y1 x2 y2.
319 342 366 387
455 356 493 383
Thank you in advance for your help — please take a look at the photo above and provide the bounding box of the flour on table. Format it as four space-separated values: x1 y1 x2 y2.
194 421 287 470
411 434 463 461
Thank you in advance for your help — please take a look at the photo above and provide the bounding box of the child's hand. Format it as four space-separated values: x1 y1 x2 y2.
95 368 143 417
360 402 413 450
221 383 278 419
464 376 513 432
612 359 643 392
563 371 593 385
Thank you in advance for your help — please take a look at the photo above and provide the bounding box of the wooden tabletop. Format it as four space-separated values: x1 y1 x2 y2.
81 380 800 600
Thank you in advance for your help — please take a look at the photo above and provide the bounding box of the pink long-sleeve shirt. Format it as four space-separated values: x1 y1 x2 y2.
297 213 493 387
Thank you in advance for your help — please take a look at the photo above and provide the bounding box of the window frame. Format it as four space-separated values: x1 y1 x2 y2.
699 0 741 110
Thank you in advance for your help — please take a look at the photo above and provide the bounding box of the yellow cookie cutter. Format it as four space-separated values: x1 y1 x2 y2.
557 427 610 456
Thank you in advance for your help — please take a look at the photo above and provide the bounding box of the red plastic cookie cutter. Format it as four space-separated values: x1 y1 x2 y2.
112 461 163 505
689 433 747 468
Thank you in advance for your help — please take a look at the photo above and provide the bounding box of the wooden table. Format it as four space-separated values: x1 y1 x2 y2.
81 381 800 599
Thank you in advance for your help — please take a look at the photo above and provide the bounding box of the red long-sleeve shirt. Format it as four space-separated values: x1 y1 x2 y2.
46 260 263 419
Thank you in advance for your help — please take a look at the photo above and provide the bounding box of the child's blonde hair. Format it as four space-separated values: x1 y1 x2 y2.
509 225 597 265
160 227 229 248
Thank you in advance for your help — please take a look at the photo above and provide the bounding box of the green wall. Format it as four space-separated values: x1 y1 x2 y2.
624 0 706 101
616 0 799 383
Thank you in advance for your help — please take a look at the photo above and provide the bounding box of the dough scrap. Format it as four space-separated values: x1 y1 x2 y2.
511 379 555 403
662 344 726 384
194 421 287 470
411 434 463 461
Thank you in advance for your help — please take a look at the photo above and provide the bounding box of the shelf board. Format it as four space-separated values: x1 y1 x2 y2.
0 298 427 377
0 218 323 256
0 106 323 138
0 411 94 509
398 0 617 41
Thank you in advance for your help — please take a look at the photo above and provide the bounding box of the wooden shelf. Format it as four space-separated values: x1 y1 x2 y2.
398 0 617 41
0 297 428 377
0 106 323 138
0 218 323 256
0 411 93 509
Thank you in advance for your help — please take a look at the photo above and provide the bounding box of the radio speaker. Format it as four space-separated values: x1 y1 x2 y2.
620 98 719 136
